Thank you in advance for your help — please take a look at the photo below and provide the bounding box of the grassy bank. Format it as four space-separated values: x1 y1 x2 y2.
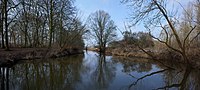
108 47 200 69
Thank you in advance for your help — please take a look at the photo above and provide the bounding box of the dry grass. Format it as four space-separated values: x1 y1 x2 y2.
111 48 149 58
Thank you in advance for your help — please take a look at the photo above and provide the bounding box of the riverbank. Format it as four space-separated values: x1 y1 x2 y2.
87 47 151 58
0 48 84 67
107 48 200 69
111 49 149 58
2 50 197 90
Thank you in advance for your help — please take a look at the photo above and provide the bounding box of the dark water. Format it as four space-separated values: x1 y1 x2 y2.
0 51 200 90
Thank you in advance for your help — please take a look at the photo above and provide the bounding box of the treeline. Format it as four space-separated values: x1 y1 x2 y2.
0 0 85 50
109 31 154 49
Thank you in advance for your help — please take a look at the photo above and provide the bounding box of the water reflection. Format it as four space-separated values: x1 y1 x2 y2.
111 57 200 90
0 55 83 90
76 52 116 90
92 54 115 89
0 67 10 90
113 57 152 73
0 51 200 90
156 66 198 90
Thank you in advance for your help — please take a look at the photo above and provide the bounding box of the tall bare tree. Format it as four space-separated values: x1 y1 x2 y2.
87 10 117 53
4 0 9 50
0 0 5 48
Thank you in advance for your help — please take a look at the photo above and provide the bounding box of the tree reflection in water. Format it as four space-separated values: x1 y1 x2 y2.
0 67 10 90
156 66 194 90
92 54 116 89
0 52 200 90
76 52 116 90
0 55 84 90
114 57 200 90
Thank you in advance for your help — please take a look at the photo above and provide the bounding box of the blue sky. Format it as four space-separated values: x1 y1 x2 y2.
75 0 194 32
75 0 195 45
75 0 131 37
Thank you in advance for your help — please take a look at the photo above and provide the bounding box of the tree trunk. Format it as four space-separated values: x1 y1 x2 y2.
4 0 9 50
24 16 28 47
154 0 189 63
48 0 53 48
22 0 28 47
0 1 5 48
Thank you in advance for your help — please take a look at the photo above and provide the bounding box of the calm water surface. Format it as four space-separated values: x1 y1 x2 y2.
0 51 200 90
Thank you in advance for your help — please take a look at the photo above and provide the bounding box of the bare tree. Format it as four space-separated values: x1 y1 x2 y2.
0 0 85 50
0 0 5 48
122 0 197 64
1 0 20 50
87 10 117 53
4 0 9 50
57 16 86 50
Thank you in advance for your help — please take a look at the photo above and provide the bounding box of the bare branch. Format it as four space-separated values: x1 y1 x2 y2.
177 1 194 22
159 22 169 43
145 26 182 54
7 2 20 12
190 31 200 43
183 26 196 48
151 34 182 54
153 0 183 51
8 10 21 25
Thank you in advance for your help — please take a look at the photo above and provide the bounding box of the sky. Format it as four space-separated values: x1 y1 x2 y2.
75 0 195 45
75 0 130 38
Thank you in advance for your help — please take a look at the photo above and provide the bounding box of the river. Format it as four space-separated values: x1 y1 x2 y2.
0 51 199 90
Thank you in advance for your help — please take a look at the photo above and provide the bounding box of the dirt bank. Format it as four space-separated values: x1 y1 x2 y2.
0 48 83 67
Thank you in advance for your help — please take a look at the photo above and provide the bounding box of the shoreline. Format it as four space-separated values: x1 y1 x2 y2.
87 48 200 69
0 48 84 67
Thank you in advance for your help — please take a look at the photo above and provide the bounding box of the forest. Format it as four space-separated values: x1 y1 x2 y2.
0 0 85 50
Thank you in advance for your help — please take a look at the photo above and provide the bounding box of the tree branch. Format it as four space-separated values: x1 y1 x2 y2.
153 0 184 51
8 10 21 25
146 26 182 54
190 31 200 43
128 69 170 89
7 3 20 12
159 22 169 43
183 26 196 48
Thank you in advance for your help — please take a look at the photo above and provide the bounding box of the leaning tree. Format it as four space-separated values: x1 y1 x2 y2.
122 0 198 65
